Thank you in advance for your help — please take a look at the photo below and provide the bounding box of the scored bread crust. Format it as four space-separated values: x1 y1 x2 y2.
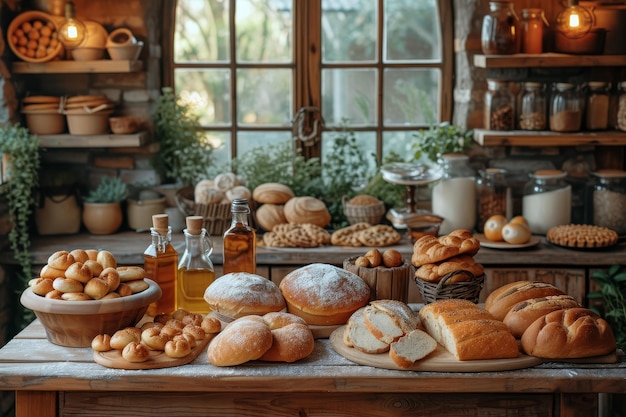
484 281 565 321
520 308 616 359
252 182 295 205
503 294 581 338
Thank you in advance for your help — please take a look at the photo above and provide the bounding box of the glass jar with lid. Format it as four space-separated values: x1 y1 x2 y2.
585 81 610 131
549 82 582 132
485 79 515 131
475 168 511 232
481 1 519 55
431 153 476 235
522 170 572 234
590 169 626 235
616 81 626 131
519 81 546 130
520 8 548 54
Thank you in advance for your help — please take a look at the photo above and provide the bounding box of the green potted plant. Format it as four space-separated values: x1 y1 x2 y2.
588 264 626 351
152 87 215 189
411 122 474 164
82 176 127 235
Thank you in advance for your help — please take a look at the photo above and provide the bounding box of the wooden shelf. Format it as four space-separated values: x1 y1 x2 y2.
474 53 626 69
473 129 626 147
11 60 143 74
38 131 150 148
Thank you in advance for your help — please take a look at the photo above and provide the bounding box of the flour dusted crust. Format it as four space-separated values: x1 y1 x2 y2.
207 316 273 366
279 263 370 325
203 272 286 320
546 224 618 248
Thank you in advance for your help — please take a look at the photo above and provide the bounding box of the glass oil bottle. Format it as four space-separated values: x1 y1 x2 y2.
144 213 178 316
223 198 256 274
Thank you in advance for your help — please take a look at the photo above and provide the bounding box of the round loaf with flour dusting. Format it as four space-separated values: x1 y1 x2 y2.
279 263 370 325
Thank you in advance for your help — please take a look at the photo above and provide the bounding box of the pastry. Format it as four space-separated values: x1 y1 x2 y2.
412 229 480 267
357 225 402 247
415 255 484 284
96 250 117 269
91 334 113 352
52 277 84 293
83 278 110 300
546 224 618 248
164 338 191 358
47 250 75 270
330 222 372 246
122 341 150 362
29 277 54 296
503 294 581 338
99 267 120 292
64 262 92 283
141 327 169 350
116 266 146 282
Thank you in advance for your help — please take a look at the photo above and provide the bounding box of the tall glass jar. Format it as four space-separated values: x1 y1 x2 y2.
223 198 256 274
485 79 515 131
144 214 178 316
520 8 547 54
519 81 547 130
431 153 476 235
590 169 626 235
481 1 519 55
475 168 511 232
615 81 626 131
549 82 582 132
585 81 610 131
522 170 572 234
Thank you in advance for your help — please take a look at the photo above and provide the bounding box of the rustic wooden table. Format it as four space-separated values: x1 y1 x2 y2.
0 319 624 417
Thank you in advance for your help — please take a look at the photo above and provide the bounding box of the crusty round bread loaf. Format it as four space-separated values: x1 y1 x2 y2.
252 182 295 205
207 316 273 366
283 196 331 228
203 272 286 320
255 203 288 231
258 322 315 363
520 307 616 359
484 281 565 321
503 294 581 338
279 263 370 325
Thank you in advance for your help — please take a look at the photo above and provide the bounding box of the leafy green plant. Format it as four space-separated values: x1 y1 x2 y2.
588 264 626 351
0 124 40 283
83 176 127 203
152 87 214 187
361 151 406 209
412 122 474 163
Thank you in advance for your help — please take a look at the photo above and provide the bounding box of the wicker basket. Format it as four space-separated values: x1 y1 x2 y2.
414 270 485 304
176 187 257 236
342 196 386 225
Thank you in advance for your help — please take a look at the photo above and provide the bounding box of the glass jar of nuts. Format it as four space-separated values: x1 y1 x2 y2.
485 79 515 131
519 81 546 130
590 169 626 235
475 168 511 233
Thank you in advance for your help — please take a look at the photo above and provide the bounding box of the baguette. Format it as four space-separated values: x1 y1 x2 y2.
484 281 565 321
520 308 616 359
503 295 581 338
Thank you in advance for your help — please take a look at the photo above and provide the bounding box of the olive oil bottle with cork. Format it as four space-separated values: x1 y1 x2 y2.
177 216 215 313
223 198 256 274
144 213 178 316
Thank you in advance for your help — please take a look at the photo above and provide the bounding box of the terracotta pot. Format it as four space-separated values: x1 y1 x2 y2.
82 202 123 235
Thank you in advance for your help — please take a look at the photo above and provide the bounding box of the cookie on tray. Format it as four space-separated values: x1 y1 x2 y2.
546 224 618 248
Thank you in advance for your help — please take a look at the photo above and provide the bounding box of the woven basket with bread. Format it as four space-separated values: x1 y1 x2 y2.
343 194 386 225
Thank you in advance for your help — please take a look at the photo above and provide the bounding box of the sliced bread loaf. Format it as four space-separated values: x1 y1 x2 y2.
389 329 437 368
343 307 390 354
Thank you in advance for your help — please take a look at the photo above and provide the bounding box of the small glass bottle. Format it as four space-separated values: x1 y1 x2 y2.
520 8 547 54
475 168 511 232
144 214 178 316
481 1 519 55
485 79 515 131
585 81 610 131
590 169 626 235
431 153 476 235
519 81 547 130
223 198 256 274
616 81 626 131
550 82 582 132
177 216 215 313
522 170 571 235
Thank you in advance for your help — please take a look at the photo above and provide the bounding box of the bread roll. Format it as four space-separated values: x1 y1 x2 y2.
283 196 331 228
520 308 616 359
258 322 315 363
255 203 287 231
47 250 75 270
347 194 381 206
279 263 370 325
203 272 286 320
503 295 581 338
65 262 92 284
485 281 566 321
411 230 480 267
207 316 273 366
252 182 294 205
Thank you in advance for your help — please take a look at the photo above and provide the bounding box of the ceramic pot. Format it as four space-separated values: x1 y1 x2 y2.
82 202 123 235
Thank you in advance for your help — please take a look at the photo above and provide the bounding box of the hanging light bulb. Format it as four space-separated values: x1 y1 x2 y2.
555 0 593 39
58 0 86 48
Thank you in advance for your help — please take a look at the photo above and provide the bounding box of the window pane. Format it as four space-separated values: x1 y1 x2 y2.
321 0 377 63
237 69 293 126
203 131 231 175
236 131 292 157
382 130 418 161
175 0 230 63
174 68 231 126
236 0 293 63
322 68 377 126
383 68 440 126
321 130 377 185
384 0 441 62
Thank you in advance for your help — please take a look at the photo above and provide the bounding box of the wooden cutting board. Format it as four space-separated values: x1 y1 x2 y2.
93 334 215 370
329 327 544 372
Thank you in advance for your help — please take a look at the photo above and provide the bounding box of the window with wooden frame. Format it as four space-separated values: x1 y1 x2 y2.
164 0 453 170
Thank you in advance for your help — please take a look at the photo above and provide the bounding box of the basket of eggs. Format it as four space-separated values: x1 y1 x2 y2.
8 11 63 63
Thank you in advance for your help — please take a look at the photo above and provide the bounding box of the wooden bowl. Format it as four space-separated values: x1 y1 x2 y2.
20 279 161 347
7 10 63 63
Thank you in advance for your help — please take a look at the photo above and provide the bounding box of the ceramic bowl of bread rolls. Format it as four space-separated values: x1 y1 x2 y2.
20 249 161 348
